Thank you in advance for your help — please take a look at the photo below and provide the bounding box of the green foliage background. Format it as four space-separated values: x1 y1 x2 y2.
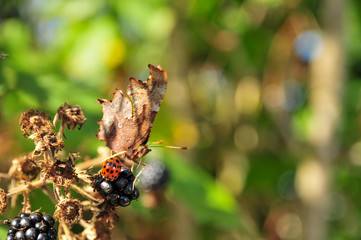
0 0 360 239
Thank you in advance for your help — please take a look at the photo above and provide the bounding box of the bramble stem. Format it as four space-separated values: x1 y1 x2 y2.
75 157 103 170
71 184 99 203
22 191 31 213
7 180 46 197
54 185 65 201
0 173 10 179
61 223 73 240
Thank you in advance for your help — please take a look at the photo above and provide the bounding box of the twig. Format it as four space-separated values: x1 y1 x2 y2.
0 173 11 179
70 184 99 203
75 157 103 170
54 185 65 201
22 191 31 213
61 223 73 240
7 179 47 197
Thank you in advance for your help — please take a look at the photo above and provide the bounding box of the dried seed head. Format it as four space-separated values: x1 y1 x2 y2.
41 159 78 187
57 103 87 130
33 132 64 155
9 156 40 181
54 198 83 226
0 188 7 214
19 110 52 136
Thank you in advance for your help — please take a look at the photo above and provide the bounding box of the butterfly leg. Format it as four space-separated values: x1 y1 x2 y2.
133 159 146 190
133 164 146 190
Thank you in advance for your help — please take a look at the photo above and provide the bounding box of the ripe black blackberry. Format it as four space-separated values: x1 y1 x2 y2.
5 212 57 240
138 160 170 191
93 167 140 207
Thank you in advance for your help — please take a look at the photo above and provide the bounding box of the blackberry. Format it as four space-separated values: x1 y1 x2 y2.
5 212 57 240
43 214 55 227
15 230 25 240
94 167 140 207
37 233 49 240
19 217 32 228
99 180 114 196
114 177 127 190
138 160 170 191
25 227 39 240
10 217 21 229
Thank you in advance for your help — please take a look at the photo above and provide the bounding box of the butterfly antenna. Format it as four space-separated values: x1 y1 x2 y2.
150 140 163 145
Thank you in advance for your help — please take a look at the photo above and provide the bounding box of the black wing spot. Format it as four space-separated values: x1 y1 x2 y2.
110 170 113 174
106 169 109 172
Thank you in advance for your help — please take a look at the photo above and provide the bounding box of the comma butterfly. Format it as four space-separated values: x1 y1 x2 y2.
97 64 168 165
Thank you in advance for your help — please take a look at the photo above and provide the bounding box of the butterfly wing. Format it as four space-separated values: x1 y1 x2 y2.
97 64 167 157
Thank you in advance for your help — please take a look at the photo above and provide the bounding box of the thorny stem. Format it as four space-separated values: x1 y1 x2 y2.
70 184 99 203
7 179 47 197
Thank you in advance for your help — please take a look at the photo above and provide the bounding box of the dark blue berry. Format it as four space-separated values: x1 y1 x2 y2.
15 230 26 240
118 196 130 207
7 228 16 235
94 176 104 188
100 180 114 195
128 174 135 182
37 233 49 240
120 168 132 178
19 213 30 218
6 235 14 240
30 212 43 223
123 183 134 195
42 214 55 227
10 217 21 229
114 177 127 190
107 193 120 207
25 227 39 240
20 217 33 228
130 187 140 200
35 221 48 232
47 228 57 240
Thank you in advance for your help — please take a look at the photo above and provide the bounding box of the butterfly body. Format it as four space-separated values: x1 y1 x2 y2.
101 157 122 180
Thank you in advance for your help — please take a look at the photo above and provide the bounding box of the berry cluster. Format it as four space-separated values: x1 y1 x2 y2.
94 168 139 207
138 160 169 191
6 212 57 240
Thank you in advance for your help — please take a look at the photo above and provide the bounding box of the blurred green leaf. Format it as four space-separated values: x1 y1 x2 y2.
164 151 242 229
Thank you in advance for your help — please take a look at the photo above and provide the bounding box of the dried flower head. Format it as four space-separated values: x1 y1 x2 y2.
0 188 7 214
19 110 52 136
33 132 64 155
56 103 87 130
41 158 78 187
9 156 40 181
54 198 83 226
